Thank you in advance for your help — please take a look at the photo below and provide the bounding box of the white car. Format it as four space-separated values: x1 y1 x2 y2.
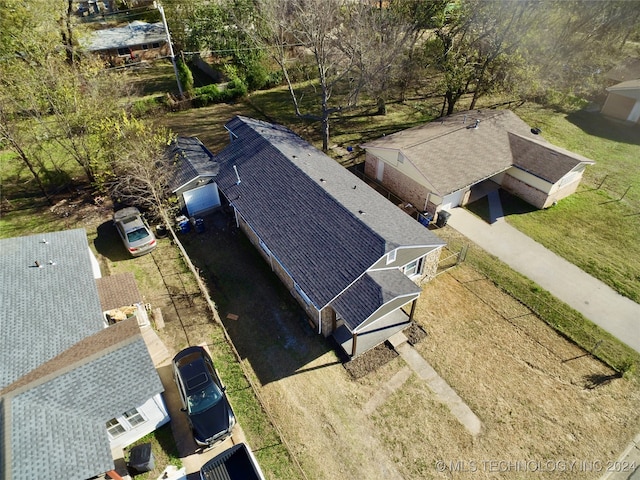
113 207 157 257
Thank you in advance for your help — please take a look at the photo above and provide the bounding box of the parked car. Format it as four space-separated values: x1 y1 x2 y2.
113 207 157 257
172 346 236 447
200 443 266 480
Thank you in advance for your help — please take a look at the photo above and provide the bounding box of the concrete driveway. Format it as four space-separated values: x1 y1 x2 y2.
446 207 640 354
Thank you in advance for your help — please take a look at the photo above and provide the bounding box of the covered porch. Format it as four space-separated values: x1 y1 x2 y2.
332 307 414 358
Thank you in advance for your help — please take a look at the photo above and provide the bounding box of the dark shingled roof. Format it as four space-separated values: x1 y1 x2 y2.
330 269 421 331
167 136 219 192
215 116 444 309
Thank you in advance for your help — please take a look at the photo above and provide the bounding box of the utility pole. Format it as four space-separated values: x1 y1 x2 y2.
155 1 183 97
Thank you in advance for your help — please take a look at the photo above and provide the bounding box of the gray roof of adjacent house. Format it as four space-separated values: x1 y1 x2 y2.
81 21 166 52
0 229 105 389
216 116 444 309
0 318 163 480
362 109 595 196
0 230 165 480
167 136 220 192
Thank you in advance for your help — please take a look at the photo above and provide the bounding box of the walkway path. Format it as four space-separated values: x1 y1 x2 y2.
387 332 483 436
446 207 640 354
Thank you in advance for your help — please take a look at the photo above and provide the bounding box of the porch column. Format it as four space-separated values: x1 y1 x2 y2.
409 299 417 321
351 333 358 357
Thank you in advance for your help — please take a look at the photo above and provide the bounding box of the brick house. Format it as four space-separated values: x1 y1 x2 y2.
361 109 596 219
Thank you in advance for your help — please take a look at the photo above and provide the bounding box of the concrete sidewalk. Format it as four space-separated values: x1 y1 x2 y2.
446 207 640 354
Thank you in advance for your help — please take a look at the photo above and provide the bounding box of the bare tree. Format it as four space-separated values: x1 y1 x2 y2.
254 0 364 151
98 114 177 219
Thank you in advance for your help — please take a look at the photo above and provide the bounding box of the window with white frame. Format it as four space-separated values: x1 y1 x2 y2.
386 250 397 265
123 408 145 427
404 257 424 277
106 408 147 439
106 418 126 438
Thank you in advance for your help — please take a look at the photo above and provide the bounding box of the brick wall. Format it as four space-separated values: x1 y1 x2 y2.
364 153 430 209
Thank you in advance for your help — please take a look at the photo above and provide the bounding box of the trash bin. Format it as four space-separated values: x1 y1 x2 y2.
436 210 451 228
194 217 205 233
176 215 190 234
418 213 432 227
128 443 155 474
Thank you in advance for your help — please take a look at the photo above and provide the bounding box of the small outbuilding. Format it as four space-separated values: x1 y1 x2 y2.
167 136 221 217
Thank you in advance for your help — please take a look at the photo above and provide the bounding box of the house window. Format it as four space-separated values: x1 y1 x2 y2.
123 408 146 427
141 44 149 50
404 257 424 277
152 42 160 48
117 47 129 56
386 250 397 265
106 418 126 438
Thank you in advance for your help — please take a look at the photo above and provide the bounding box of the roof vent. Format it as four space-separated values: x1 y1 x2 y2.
320 178 326 183
32 260 43 268
48 260 56 266
352 185 357 189
40 239 48 244
358 210 366 215
531 127 541 135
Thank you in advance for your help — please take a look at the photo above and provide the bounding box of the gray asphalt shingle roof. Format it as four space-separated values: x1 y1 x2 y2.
216 116 444 309
0 229 105 390
167 136 220 192
362 109 594 196
2 319 163 480
0 229 165 480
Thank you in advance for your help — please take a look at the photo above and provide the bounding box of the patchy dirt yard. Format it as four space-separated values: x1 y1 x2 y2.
166 209 640 480
39 193 639 480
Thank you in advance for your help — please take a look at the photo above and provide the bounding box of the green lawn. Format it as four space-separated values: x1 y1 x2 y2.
504 104 640 303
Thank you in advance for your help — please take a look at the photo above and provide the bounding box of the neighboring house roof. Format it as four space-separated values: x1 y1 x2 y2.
82 21 166 52
0 229 105 389
216 116 444 310
167 136 220 192
362 110 594 196
0 230 164 480
606 79 640 99
0 318 163 480
508 133 594 183
605 57 640 82
96 272 143 311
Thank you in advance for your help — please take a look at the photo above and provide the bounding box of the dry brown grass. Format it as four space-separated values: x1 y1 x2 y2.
369 267 640 479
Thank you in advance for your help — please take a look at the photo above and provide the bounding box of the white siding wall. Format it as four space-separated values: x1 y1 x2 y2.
108 394 170 450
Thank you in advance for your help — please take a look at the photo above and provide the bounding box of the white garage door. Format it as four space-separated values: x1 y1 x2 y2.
182 183 221 216
440 189 466 211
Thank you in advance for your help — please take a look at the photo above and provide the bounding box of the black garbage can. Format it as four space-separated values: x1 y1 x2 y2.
436 210 451 228
128 443 155 474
